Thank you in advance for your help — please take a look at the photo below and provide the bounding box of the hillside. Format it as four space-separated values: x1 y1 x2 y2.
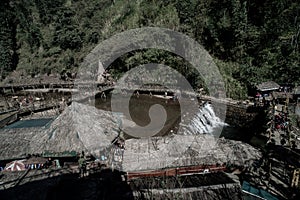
0 0 299 99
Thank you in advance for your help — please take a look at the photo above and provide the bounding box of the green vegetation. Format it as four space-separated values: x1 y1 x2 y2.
0 0 299 99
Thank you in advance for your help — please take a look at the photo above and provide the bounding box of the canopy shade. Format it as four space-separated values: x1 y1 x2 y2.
5 160 26 171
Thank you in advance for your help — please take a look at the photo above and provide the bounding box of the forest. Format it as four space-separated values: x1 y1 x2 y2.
0 0 299 99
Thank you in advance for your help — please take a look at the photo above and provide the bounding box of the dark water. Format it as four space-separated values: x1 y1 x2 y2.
93 93 266 146
94 94 181 137
242 181 279 200
94 94 231 139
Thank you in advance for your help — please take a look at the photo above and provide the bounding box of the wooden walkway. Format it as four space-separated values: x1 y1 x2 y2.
0 82 108 94
0 82 252 124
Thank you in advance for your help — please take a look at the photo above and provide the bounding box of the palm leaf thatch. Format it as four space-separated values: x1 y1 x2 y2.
0 102 119 160
30 102 119 157
122 135 261 171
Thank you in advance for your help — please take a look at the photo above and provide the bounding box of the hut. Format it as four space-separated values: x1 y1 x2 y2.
29 102 119 156
256 81 280 95
0 102 119 161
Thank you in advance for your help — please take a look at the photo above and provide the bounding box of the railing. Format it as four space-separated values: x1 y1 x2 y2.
126 164 227 180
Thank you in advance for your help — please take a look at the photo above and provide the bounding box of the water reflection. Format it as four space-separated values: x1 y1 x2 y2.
94 94 181 138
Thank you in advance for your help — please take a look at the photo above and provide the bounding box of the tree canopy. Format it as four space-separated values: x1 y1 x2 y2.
0 0 299 99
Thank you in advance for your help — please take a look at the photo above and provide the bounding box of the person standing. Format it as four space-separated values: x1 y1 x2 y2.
78 154 87 178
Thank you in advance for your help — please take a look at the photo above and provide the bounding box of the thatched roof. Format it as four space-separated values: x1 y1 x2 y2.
122 135 261 172
31 102 119 156
23 157 48 164
1 103 261 173
0 128 38 160
256 81 280 92
0 102 120 160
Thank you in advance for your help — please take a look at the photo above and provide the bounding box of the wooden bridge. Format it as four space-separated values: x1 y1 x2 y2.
0 81 109 94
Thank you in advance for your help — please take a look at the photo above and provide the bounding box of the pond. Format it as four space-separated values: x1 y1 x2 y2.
94 93 234 139
242 181 279 200
95 93 181 138
4 118 53 129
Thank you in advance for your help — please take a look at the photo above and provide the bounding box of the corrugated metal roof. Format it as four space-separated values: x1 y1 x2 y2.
256 81 280 92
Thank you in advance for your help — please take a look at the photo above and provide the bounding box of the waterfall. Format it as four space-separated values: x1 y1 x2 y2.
181 103 227 135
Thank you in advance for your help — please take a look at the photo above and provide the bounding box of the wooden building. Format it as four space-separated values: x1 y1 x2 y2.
256 81 280 94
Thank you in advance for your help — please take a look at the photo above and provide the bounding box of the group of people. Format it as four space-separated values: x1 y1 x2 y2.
25 157 59 170
274 112 289 131
254 92 271 107
25 163 45 170
10 95 36 109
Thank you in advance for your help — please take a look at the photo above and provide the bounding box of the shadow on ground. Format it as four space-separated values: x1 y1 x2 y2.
0 169 134 200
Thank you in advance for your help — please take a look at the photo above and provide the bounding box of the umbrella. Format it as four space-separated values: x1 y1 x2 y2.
4 160 26 171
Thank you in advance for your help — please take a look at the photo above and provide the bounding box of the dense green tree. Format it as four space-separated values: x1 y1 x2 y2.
0 0 299 99
0 0 18 79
